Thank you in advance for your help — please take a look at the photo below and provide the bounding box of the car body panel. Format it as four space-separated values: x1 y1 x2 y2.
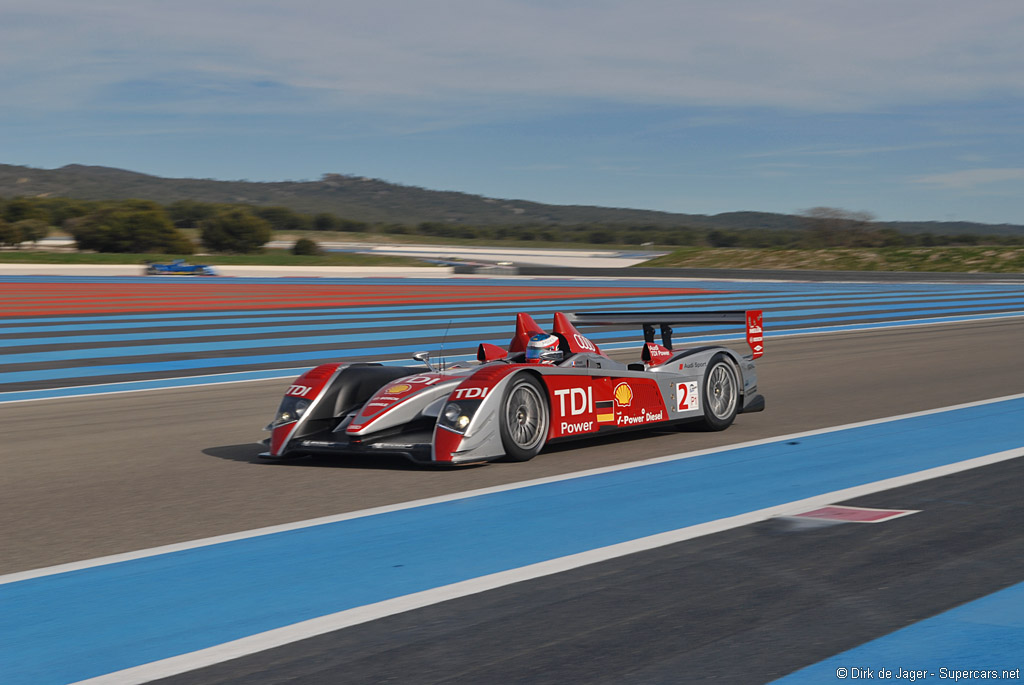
261 309 765 465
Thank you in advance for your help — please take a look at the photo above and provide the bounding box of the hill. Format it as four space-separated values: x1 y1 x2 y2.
1 163 1022 236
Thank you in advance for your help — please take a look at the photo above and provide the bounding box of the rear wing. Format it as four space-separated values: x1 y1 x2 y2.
568 310 764 359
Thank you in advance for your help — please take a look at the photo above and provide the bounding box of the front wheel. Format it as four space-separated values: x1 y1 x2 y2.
700 354 740 431
498 374 549 462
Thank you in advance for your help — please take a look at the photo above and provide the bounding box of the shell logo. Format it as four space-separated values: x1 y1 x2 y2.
385 384 411 394
613 382 633 407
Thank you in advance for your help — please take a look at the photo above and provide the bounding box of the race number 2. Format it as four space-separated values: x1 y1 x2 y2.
677 382 699 411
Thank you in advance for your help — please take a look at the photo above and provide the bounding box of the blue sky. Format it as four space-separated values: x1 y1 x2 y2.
2 1 1023 224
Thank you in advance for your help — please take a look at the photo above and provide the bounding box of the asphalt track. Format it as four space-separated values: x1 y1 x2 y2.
2 278 1023 683
1 318 1020 577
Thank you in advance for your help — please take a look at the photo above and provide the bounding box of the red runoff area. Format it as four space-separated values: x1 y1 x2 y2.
1 283 730 317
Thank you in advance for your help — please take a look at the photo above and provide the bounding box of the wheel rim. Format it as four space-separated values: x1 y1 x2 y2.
505 382 547 450
707 363 738 420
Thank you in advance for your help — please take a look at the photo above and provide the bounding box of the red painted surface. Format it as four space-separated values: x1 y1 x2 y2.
432 424 463 463
0 282 731 317
270 362 343 455
348 372 448 434
791 505 918 523
643 342 672 366
552 311 601 355
508 312 547 353
545 373 668 439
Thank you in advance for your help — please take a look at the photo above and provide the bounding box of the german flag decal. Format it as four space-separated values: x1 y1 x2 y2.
596 399 615 423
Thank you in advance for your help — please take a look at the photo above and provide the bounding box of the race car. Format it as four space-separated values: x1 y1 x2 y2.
261 309 765 465
143 259 219 276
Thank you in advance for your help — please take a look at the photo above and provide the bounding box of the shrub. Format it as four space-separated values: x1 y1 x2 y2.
292 237 323 255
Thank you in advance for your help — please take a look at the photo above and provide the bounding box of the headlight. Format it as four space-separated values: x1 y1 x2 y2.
439 400 480 434
274 397 311 426
443 402 462 423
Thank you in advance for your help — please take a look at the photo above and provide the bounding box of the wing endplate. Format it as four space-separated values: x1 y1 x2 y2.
552 312 602 355
509 312 546 354
568 310 764 358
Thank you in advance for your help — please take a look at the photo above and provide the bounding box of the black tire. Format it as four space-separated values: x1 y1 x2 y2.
700 354 740 431
498 374 549 462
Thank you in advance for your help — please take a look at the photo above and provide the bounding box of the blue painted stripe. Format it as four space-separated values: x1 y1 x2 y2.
0 339 516 384
3 277 1022 397
2 303 1017 369
2 310 1020 391
0 368 311 403
2 397 1023 684
5 311 1021 404
777 582 1024 682
0 324 513 364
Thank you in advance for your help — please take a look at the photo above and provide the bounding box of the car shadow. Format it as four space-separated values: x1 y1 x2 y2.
205 421 704 470
202 444 477 471
537 422 706 455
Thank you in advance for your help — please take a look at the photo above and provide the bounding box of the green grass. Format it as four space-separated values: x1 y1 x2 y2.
641 246 1024 273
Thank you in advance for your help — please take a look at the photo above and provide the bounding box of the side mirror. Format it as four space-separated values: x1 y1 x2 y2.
412 351 433 371
477 343 508 363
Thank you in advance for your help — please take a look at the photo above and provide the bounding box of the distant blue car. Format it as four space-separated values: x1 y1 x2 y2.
144 259 219 276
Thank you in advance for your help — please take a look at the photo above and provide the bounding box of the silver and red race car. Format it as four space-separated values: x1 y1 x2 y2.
261 310 765 465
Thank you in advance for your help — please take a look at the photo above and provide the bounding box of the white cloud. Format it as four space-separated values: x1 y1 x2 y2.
744 141 960 160
3 0 1024 115
912 168 1024 189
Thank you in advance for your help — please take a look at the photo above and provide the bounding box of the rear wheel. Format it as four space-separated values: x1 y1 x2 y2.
498 374 549 462
700 354 739 430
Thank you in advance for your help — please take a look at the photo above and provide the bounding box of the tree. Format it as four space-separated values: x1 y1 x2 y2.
706 229 739 247
167 200 220 228
70 202 194 253
2 197 48 224
799 207 876 248
200 209 272 253
254 206 311 232
312 213 340 231
336 218 368 232
14 219 49 245
0 218 22 248
42 198 96 227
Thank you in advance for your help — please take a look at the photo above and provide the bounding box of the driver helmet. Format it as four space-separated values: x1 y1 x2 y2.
525 333 563 363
